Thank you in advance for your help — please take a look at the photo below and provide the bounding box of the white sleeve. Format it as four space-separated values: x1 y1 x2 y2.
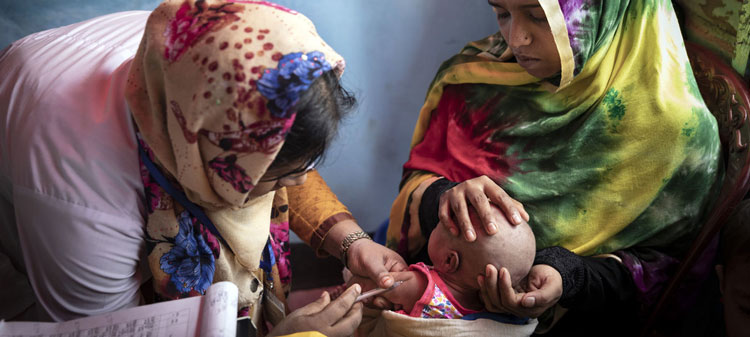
13 185 147 321
0 11 152 321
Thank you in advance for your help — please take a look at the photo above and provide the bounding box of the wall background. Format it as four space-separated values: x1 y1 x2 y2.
0 1 498 240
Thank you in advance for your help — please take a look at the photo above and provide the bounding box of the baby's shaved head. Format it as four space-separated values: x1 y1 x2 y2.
442 205 536 288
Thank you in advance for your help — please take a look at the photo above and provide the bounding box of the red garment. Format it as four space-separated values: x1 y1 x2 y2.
403 85 521 183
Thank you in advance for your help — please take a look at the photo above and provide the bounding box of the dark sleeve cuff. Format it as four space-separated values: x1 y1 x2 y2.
534 246 585 307
417 178 459 241
534 246 636 309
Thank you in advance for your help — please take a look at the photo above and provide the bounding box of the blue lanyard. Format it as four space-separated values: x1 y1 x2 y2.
138 142 275 278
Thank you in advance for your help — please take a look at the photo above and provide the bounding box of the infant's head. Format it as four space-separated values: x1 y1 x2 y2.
427 205 536 289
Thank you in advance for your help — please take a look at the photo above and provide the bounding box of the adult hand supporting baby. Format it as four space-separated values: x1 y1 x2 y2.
439 175 529 241
321 219 407 290
478 264 562 318
347 238 408 289
344 273 402 310
269 284 363 337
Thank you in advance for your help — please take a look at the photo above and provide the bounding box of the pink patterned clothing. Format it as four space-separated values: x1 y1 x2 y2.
399 263 479 319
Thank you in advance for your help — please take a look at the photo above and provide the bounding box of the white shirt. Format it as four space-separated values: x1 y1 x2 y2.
0 11 151 321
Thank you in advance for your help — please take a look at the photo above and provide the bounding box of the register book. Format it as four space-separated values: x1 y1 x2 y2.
0 281 239 337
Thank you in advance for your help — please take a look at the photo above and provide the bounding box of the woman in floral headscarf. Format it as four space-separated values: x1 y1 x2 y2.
387 0 722 334
0 0 405 335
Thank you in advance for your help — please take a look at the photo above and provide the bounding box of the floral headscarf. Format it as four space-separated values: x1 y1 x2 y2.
125 0 344 321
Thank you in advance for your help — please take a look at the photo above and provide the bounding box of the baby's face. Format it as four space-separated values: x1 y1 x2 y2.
427 224 451 268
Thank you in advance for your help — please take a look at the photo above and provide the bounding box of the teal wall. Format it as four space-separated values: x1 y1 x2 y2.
0 1 499 239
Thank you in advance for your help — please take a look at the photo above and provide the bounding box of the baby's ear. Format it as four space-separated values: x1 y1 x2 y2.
435 250 459 273
445 251 460 273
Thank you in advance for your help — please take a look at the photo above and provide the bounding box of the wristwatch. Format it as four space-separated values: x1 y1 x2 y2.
340 231 372 269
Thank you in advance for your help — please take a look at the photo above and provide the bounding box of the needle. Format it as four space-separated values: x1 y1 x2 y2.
355 281 404 302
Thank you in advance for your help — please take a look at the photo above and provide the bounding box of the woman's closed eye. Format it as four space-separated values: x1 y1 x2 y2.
528 10 548 24
494 9 510 20
530 15 546 23
489 1 509 19
490 1 548 26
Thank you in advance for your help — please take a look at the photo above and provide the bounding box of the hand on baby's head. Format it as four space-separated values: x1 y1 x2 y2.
467 204 511 238
431 204 536 288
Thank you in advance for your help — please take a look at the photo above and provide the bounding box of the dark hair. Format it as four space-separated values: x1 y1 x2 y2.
264 70 356 179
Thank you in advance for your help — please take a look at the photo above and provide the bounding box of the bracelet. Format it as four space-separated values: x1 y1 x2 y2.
340 231 372 269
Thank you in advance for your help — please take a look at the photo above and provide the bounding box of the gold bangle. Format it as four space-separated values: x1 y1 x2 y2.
340 231 372 269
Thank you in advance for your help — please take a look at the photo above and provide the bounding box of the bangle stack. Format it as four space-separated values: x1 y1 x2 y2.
340 231 372 269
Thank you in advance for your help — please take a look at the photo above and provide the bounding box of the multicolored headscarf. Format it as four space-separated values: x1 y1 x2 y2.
125 0 344 320
388 0 722 257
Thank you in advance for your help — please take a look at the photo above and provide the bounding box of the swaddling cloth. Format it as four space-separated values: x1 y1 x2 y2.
357 308 538 337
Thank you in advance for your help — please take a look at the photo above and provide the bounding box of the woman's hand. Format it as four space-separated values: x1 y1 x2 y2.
321 219 407 291
346 238 407 308
346 238 407 289
439 175 529 241
269 284 363 337
345 273 400 310
478 264 562 318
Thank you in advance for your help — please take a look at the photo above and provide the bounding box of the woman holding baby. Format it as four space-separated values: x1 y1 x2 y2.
387 0 729 335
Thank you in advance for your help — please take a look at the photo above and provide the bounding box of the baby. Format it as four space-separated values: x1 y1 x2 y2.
355 204 536 319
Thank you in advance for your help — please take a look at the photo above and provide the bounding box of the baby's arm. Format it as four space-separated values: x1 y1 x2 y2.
348 270 427 312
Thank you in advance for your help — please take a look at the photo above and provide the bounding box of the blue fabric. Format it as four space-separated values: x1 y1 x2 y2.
374 219 389 245
139 142 275 276
139 144 226 246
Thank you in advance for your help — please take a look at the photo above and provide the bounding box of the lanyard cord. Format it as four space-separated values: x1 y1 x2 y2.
138 142 275 278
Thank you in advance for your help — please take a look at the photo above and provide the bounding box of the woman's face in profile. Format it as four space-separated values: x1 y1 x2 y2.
489 0 562 79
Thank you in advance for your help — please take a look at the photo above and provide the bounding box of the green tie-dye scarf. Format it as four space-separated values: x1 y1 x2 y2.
389 0 722 256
